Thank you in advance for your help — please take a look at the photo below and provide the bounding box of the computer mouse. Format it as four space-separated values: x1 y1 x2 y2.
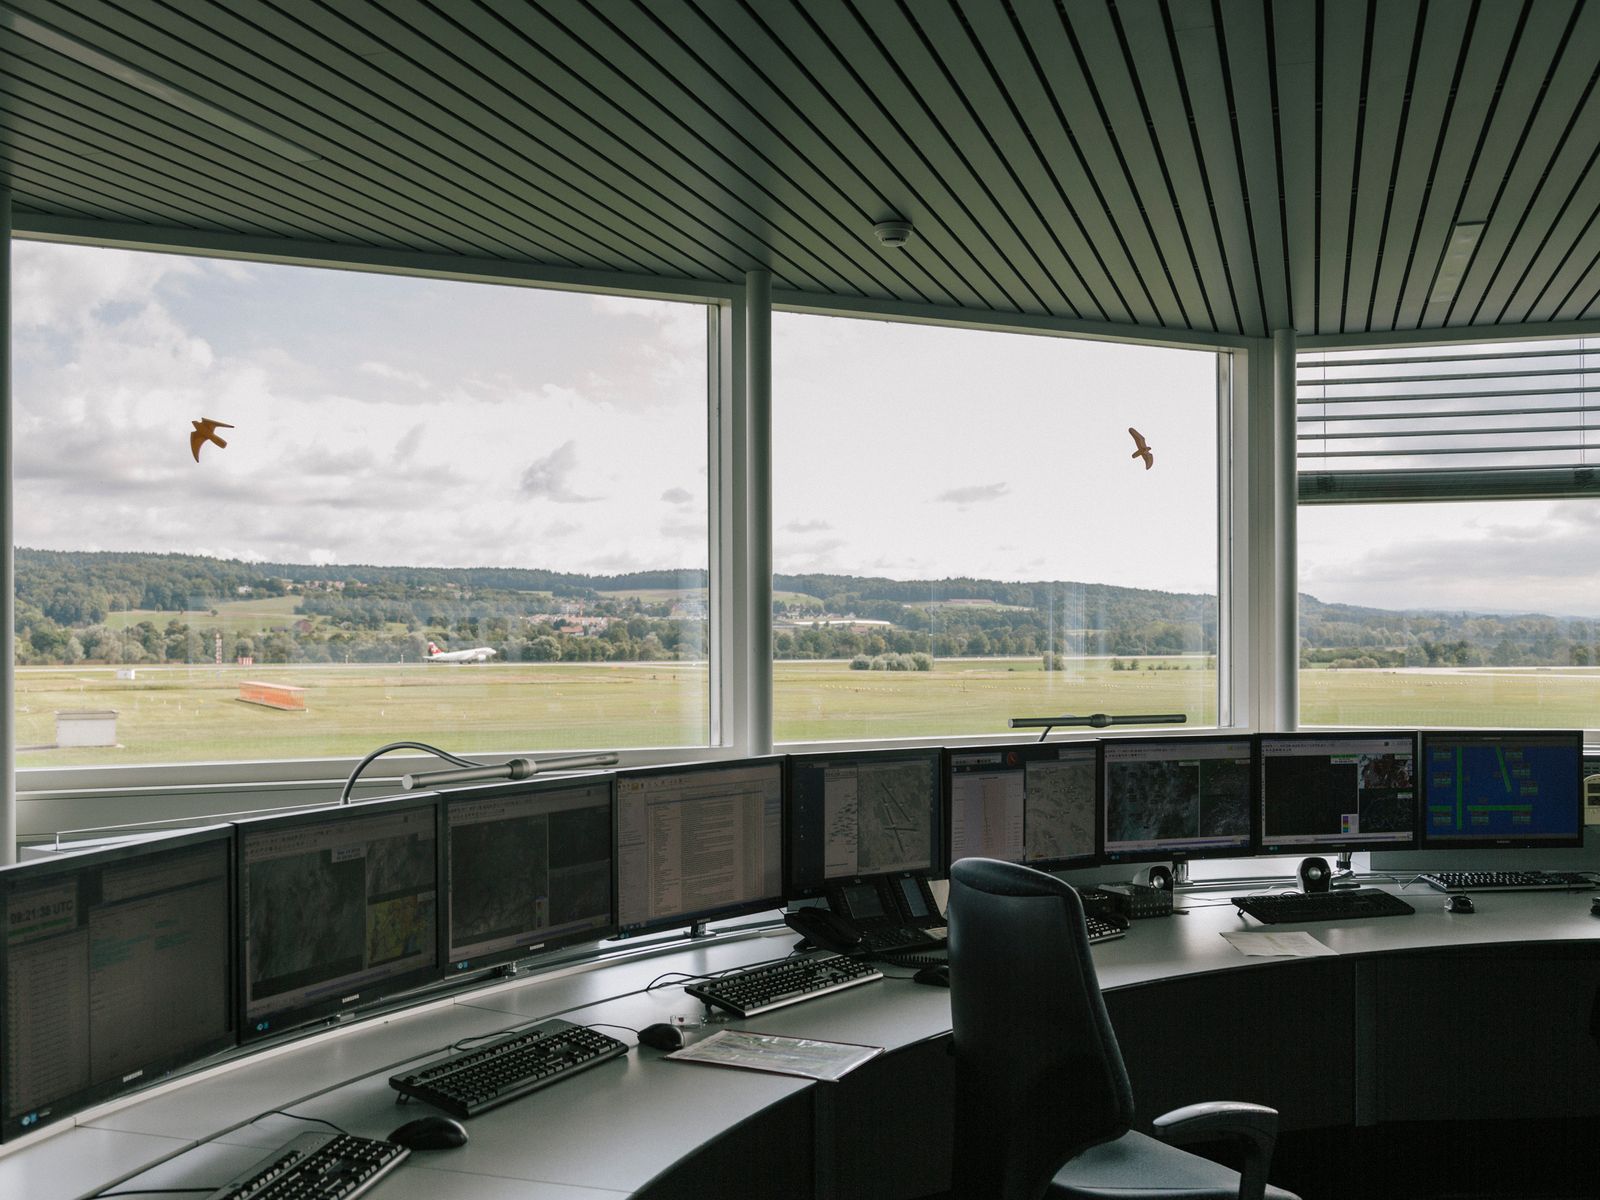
913 964 950 988
388 1115 468 1150
1446 894 1475 914
637 1022 686 1050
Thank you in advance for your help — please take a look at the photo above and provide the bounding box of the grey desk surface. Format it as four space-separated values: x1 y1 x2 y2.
5 884 1597 1200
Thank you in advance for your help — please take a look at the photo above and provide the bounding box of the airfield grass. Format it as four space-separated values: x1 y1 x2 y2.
14 657 1598 768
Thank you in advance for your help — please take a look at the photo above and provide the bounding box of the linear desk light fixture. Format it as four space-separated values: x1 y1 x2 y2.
0 5 321 164
1009 713 1187 742
339 740 620 803
1429 220 1485 304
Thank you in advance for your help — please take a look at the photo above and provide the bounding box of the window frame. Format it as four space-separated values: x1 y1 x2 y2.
8 230 1260 844
1295 323 1600 744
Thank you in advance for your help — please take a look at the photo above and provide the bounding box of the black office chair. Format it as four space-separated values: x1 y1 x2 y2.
947 858 1299 1200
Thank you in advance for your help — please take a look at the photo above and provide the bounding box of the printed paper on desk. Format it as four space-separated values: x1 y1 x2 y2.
665 1029 883 1082
1220 930 1338 957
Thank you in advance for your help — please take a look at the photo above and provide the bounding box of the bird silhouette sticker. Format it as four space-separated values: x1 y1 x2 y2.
190 418 233 462
1128 427 1154 470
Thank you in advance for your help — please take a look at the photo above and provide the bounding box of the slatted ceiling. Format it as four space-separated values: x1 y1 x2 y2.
1271 1 1317 339
1216 2 1287 335
1368 2 1461 333
1446 2 1576 328
5 1 1600 337
918 2 1127 324
1006 0 1185 326
1474 7 1600 326
846 2 1079 317
1345 0 1414 335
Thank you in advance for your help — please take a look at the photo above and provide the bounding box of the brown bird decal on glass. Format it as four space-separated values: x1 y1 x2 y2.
1128 427 1153 470
190 418 234 462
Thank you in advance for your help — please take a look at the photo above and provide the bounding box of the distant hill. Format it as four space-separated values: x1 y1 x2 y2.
11 548 1597 669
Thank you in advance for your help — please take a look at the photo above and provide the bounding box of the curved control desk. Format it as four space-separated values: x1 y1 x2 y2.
4 883 1599 1200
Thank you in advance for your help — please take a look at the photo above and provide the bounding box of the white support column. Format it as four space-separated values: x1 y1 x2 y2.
744 270 773 754
2 189 14 862
1271 328 1299 730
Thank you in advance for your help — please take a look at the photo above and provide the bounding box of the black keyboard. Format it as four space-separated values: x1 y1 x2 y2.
204 1132 407 1200
1418 869 1596 893
855 924 946 955
686 953 882 1017
1084 913 1129 943
388 1017 627 1118
1231 887 1415 924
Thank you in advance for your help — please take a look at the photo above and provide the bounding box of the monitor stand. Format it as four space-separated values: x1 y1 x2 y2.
1170 862 1189 888
1330 851 1360 889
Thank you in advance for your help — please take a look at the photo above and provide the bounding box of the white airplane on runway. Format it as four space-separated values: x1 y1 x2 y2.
425 640 497 663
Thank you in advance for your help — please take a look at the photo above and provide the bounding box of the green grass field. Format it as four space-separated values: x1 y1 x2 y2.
15 657 1596 768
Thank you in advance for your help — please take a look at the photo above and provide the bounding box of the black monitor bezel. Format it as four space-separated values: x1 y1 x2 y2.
1100 734 1257 864
1256 730 1420 854
0 825 236 1143
442 772 618 974
234 792 443 1043
784 746 946 899
612 756 786 936
1417 729 1585 850
943 740 1102 872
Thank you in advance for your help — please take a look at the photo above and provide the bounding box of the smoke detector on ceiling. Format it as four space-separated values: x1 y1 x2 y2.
873 219 914 248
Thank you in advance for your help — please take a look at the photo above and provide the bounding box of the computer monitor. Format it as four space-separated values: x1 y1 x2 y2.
946 742 1099 870
785 748 944 903
444 773 616 973
236 794 441 1041
1101 735 1254 863
1419 730 1584 849
1257 732 1418 853
614 758 784 936
1 827 234 1141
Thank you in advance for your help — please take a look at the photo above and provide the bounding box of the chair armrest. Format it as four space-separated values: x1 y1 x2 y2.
1151 1102 1278 1200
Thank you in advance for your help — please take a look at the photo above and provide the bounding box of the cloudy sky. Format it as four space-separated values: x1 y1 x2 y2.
12 240 1600 617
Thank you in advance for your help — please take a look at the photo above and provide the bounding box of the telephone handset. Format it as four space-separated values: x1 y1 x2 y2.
784 905 864 953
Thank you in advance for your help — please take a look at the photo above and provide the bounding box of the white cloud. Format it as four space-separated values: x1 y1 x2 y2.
934 482 1010 505
359 360 431 389
660 486 694 505
783 519 834 533
519 441 601 503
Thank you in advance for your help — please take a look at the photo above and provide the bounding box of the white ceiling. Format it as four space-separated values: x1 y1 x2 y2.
4 0 1600 338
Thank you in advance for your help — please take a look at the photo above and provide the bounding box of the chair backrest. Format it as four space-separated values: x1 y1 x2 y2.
947 858 1136 1200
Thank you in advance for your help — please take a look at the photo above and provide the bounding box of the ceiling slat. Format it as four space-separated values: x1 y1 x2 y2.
1171 6 1265 337
1436 0 1583 326
1467 3 1600 325
914 0 1131 323
1392 1 1528 329
1367 0 1472 332
1342 0 1419 333
1217 0 1289 333
1315 0 1367 335
1003 0 1186 326
2 0 1598 340
1272 0 1318 336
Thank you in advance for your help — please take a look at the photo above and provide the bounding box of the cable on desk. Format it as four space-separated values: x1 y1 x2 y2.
254 1109 349 1136
585 1021 642 1037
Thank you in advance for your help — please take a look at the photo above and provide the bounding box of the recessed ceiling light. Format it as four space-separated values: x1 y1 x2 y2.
1430 221 1484 304
0 5 321 165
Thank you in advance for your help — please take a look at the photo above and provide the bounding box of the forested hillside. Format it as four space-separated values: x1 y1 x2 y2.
11 548 1598 668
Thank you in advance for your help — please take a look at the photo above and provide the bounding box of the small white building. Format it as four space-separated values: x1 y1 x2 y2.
55 710 119 748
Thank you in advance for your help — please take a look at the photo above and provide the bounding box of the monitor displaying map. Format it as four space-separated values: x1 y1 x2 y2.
785 749 943 896
946 742 1098 870
1419 730 1583 849
1258 732 1418 852
1101 736 1254 862
235 794 440 1041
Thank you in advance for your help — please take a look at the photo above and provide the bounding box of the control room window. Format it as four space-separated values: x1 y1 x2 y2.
11 242 712 771
1297 340 1600 733
771 312 1222 744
